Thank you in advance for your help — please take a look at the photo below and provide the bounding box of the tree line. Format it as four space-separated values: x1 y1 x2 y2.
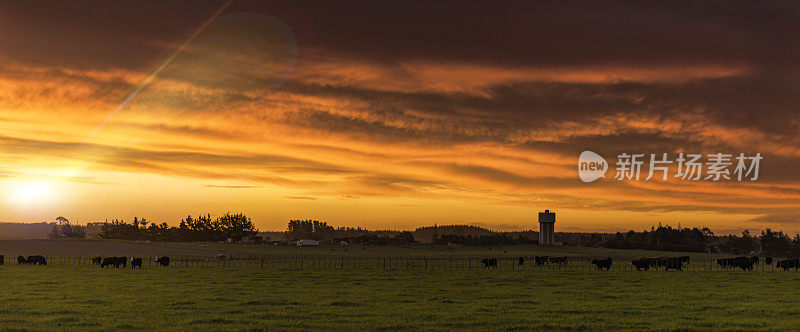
96 213 257 242
286 219 417 245
583 225 800 256
601 225 715 252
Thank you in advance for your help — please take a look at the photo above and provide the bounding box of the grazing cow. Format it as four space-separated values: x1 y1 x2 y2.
101 257 116 268
534 256 549 266
631 257 651 271
765 256 773 265
732 256 756 270
155 256 170 267
716 258 733 269
736 258 755 271
480 258 498 269
717 257 745 269
591 257 612 270
656 257 683 271
717 256 755 270
26 255 46 266
649 257 665 268
548 256 568 265
92 256 102 265
17 255 27 265
518 257 525 266
117 256 127 268
131 257 143 269
100 256 126 268
776 258 800 271
743 260 756 270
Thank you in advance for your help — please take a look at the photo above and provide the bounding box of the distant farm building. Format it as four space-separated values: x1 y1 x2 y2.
241 236 263 244
538 210 556 245
296 239 320 246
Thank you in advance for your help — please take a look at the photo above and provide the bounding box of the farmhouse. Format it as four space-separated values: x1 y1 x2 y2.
295 239 320 246
241 235 263 244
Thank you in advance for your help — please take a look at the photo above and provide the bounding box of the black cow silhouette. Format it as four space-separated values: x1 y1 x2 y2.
480 258 497 269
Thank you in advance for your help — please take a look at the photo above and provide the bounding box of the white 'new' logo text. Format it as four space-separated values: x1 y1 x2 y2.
579 151 607 183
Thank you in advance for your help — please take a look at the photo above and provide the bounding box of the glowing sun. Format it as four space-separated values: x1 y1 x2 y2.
8 180 56 206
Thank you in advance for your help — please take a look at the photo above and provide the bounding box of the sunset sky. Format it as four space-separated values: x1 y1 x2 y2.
1 1 799 234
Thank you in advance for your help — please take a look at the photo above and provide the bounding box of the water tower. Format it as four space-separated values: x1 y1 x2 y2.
538 210 556 245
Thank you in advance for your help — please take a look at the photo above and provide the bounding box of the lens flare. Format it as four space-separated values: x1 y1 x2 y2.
83 0 234 143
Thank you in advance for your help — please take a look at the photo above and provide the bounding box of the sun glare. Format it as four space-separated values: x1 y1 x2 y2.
8 180 56 206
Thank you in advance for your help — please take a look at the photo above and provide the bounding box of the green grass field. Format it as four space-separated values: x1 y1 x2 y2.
162 241 726 261
2 264 799 330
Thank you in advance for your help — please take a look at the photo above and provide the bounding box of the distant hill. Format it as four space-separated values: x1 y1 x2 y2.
0 222 55 240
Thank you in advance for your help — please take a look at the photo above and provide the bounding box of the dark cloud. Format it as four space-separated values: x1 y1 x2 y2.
279 0 796 68
3 1 798 70
0 1 224 69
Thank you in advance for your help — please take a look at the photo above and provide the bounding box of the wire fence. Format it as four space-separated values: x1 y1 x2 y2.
9 255 799 272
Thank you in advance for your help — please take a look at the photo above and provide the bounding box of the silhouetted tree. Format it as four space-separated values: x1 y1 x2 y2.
219 212 257 240
286 219 335 241
760 229 792 257
48 216 85 239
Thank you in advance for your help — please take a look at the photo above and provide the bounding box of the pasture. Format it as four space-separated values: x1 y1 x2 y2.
1 265 799 330
1 240 799 330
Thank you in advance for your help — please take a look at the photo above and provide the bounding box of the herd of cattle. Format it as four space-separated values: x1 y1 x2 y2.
0 255 171 268
1 254 797 271
630 256 691 271
91 256 170 268
479 255 800 271
712 256 800 271
16 255 47 265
